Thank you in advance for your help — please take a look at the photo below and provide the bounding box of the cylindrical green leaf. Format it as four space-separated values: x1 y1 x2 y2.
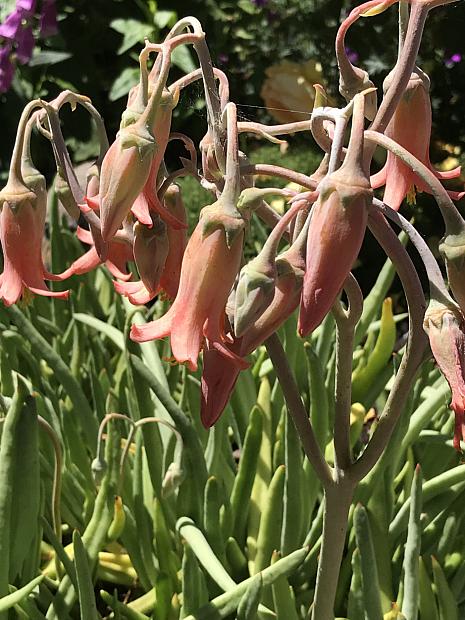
254 465 285 574
72 530 98 620
354 503 383 620
402 465 423 620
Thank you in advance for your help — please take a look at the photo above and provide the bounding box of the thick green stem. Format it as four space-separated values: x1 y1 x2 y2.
332 275 363 471
350 210 427 481
265 333 333 488
311 483 354 620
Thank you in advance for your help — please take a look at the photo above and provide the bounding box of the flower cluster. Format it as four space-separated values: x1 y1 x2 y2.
2 2 465 452
0 0 57 93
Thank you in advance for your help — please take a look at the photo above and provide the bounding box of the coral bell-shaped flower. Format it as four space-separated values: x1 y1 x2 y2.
424 301 465 451
98 60 177 242
299 93 372 337
200 217 310 427
130 203 246 370
159 184 187 300
131 102 248 370
98 121 155 242
0 101 69 305
114 214 169 305
56 227 133 282
371 67 462 210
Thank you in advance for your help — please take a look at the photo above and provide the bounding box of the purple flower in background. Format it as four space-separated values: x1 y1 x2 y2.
17 0 37 13
16 25 34 64
345 46 359 65
252 0 269 6
0 0 58 94
0 11 23 40
445 53 462 68
0 44 14 92
40 0 57 37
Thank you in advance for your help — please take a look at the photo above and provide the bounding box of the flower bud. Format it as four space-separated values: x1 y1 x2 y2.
133 214 169 295
162 462 185 498
99 122 155 242
424 301 465 451
91 456 107 485
234 259 276 338
339 66 377 121
439 233 465 315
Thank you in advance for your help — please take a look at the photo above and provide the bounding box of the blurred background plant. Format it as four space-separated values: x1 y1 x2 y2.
2 0 465 176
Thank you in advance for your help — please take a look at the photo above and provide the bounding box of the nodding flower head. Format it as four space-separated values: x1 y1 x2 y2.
439 231 465 317
98 122 155 242
372 67 462 210
299 93 372 337
55 227 133 282
424 301 465 452
200 219 309 427
0 182 69 305
130 201 246 371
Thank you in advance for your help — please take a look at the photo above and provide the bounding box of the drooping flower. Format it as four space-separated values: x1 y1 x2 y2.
130 203 246 371
371 68 463 210
114 214 169 305
98 124 155 242
56 227 133 281
0 101 69 305
299 93 372 337
98 81 178 241
201 214 309 427
424 301 465 451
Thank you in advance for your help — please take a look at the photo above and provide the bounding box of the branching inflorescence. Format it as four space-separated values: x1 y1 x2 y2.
2 1 465 617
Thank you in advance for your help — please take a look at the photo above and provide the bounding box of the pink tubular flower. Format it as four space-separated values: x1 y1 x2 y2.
424 302 465 451
56 227 133 281
97 127 154 242
130 205 245 372
371 68 462 210
299 93 372 337
159 184 187 299
201 341 244 427
0 100 69 305
200 218 308 427
0 186 69 305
